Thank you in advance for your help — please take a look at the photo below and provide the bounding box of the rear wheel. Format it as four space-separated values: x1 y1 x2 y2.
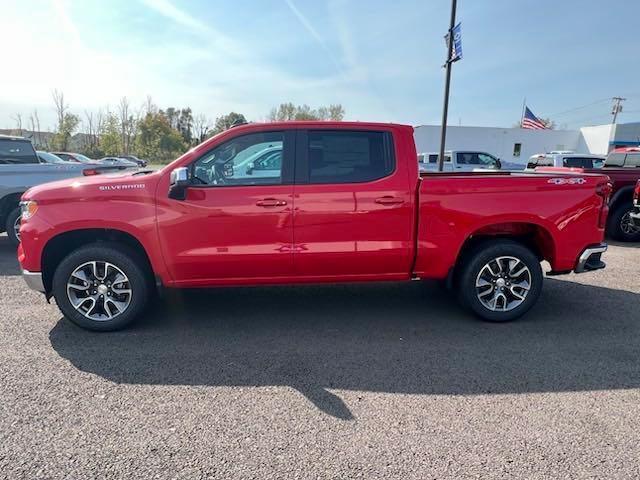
6 207 21 247
457 239 543 322
607 203 640 242
52 243 151 331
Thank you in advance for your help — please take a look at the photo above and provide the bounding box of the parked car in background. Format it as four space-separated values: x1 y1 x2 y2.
629 180 640 231
1 136 90 246
120 155 147 167
18 121 609 331
36 151 68 164
51 152 99 164
418 150 501 172
526 152 605 170
99 157 139 168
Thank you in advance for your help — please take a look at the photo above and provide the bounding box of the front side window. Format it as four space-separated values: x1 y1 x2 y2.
0 140 38 164
191 132 284 186
307 131 394 184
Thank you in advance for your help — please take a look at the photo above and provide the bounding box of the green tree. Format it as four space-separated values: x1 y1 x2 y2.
135 111 186 164
100 112 122 155
210 112 247 136
177 108 194 145
50 113 80 151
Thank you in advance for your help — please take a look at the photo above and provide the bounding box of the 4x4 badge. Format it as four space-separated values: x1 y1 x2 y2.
547 177 586 185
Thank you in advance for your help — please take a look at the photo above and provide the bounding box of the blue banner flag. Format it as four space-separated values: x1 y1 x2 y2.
449 22 462 62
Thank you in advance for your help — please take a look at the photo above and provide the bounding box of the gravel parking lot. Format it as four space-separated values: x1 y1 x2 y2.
1 234 639 479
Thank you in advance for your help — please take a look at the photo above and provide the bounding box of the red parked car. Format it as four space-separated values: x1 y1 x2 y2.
18 122 610 330
630 180 640 230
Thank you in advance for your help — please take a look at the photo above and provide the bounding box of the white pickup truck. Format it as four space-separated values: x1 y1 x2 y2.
418 150 503 172
0 135 90 245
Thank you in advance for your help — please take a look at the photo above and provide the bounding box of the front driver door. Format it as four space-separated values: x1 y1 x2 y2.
157 130 295 286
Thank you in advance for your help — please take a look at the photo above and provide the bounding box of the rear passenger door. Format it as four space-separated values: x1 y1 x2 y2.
292 129 414 280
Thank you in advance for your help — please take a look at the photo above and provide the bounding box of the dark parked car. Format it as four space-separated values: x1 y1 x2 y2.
120 155 147 167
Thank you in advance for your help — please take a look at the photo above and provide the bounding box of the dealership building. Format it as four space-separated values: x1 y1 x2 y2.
413 121 640 165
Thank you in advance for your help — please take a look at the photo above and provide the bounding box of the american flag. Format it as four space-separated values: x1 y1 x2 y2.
521 106 547 130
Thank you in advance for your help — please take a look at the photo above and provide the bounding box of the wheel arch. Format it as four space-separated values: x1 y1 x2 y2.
454 221 555 275
41 228 156 294
609 185 634 210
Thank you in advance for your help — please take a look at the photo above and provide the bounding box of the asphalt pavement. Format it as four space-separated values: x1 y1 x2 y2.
1 234 639 479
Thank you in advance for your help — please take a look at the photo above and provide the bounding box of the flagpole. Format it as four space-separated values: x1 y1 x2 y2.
520 98 526 128
437 0 457 172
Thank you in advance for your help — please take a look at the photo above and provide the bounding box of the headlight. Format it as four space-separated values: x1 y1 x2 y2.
19 200 38 220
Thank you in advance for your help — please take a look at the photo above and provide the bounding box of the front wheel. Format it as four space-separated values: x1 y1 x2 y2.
5 207 21 247
52 243 151 331
457 240 543 322
607 204 640 242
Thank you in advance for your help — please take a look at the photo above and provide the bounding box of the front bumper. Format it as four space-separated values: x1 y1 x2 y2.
574 243 607 273
22 270 45 293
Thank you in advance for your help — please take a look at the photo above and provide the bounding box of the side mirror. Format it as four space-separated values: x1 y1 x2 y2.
496 159 502 169
169 167 189 200
246 162 255 175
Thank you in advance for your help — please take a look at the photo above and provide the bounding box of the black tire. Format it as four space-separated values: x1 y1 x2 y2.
457 239 543 322
607 203 640 242
6 207 21 247
52 243 151 331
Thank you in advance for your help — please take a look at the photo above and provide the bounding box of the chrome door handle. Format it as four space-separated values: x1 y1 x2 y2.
256 198 287 207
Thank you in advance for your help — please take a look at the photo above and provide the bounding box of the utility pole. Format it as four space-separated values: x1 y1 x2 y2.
437 0 458 172
611 97 626 124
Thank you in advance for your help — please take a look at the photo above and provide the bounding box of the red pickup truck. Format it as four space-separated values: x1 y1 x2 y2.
17 122 610 331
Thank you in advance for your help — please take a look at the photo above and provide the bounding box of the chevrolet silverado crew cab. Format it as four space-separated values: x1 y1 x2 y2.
18 122 610 331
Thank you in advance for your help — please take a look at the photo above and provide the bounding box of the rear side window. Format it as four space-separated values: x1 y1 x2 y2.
0 139 38 164
625 153 640 167
428 154 451 163
307 131 394 184
605 153 626 167
563 157 594 168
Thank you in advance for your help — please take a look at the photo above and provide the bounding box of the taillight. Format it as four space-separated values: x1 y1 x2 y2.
83 168 99 176
596 181 612 229
634 180 640 206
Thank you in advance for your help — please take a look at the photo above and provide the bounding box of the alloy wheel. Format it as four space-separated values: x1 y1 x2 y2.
475 256 532 312
66 261 132 321
620 211 640 235
13 214 21 241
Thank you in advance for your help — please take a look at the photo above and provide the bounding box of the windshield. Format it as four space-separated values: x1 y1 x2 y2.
0 139 38 164
74 153 94 163
37 151 65 164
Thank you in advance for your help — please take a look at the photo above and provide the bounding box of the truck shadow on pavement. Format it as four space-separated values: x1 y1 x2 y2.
49 279 640 420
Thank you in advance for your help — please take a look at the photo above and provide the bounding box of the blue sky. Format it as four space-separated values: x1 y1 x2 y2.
2 0 640 130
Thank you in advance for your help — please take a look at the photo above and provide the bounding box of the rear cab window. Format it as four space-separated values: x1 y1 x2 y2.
304 130 395 184
0 138 38 164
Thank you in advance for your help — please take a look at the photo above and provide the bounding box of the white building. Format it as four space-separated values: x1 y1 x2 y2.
413 122 640 166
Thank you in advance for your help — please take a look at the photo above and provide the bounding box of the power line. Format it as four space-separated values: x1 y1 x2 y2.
548 98 611 118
